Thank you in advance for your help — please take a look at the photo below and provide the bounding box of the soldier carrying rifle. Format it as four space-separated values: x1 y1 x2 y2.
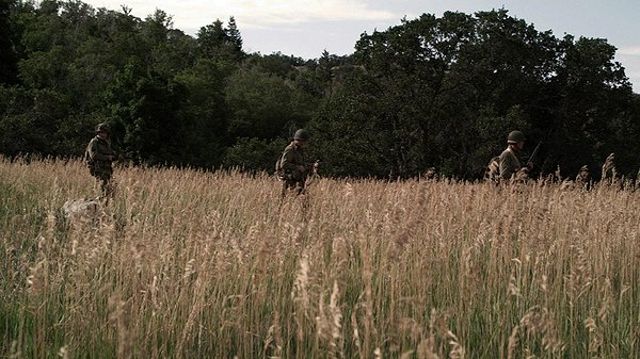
486 130 538 182
499 130 534 181
276 129 318 197
84 123 116 199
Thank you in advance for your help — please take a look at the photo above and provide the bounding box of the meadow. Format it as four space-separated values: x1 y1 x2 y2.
1 158 639 358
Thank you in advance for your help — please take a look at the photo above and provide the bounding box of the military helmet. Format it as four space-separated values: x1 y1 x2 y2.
507 130 525 144
293 129 310 141
95 123 110 134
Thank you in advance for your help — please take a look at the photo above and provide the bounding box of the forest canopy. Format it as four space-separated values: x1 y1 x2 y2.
1 0 639 179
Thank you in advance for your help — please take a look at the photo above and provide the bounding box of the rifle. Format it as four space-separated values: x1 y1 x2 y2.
528 126 556 170
304 160 321 189
527 140 543 165
524 139 545 174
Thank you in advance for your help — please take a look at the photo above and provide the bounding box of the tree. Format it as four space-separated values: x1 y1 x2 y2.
226 16 242 55
0 86 74 156
105 63 187 165
312 9 636 178
550 36 634 176
224 137 286 172
174 59 230 167
0 0 18 84
225 66 299 140
1 2 637 179
197 18 243 63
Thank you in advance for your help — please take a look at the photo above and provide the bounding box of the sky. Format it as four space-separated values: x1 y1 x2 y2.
81 0 640 91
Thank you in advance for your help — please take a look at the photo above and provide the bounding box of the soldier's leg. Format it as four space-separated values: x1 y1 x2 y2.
294 180 305 196
90 173 103 198
281 180 295 198
106 167 115 197
299 181 311 218
105 177 115 198
99 173 115 201
99 176 108 197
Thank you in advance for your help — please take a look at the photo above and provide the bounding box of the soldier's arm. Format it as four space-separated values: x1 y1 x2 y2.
281 147 298 173
88 140 111 161
499 154 515 180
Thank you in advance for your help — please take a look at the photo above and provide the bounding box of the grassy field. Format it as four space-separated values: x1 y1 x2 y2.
1 158 639 358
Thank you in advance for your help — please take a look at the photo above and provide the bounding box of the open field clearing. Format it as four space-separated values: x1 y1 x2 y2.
1 158 640 358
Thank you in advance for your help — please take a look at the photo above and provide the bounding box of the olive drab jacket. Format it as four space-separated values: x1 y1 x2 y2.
499 146 522 180
84 136 114 178
280 142 307 181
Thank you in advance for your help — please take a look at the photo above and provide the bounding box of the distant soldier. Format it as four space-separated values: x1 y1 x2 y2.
576 165 590 184
84 123 115 198
276 129 313 197
499 130 531 181
423 167 438 181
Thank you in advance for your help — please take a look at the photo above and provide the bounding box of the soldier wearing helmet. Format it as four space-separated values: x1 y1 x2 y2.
84 123 116 198
499 130 531 181
277 129 311 196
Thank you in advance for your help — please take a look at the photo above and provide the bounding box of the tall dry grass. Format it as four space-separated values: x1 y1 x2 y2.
1 157 639 358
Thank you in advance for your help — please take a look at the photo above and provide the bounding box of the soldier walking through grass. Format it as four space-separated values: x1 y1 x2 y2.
499 130 532 181
276 129 314 197
84 123 115 199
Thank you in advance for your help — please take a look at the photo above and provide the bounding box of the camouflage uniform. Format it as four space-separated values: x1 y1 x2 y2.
499 146 522 180
84 134 115 196
279 141 308 196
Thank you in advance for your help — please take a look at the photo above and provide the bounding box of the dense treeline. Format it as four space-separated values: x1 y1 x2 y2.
1 0 639 179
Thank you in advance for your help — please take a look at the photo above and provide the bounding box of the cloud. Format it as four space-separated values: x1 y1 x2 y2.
84 0 399 30
616 51 640 91
619 46 640 56
225 0 397 24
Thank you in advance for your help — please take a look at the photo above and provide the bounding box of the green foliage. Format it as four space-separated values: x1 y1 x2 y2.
0 2 638 179
226 66 301 139
0 0 18 84
311 9 636 178
105 63 187 165
197 17 243 63
174 59 230 167
224 137 287 172
0 85 89 156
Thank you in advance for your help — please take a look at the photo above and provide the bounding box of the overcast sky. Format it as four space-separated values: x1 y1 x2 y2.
82 0 640 91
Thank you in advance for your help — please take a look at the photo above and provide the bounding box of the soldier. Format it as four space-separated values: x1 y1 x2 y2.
277 129 312 197
423 167 438 181
499 130 531 181
576 165 590 183
84 123 115 198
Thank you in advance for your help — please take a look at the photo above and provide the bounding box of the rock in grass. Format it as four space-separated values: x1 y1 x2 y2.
61 198 101 220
